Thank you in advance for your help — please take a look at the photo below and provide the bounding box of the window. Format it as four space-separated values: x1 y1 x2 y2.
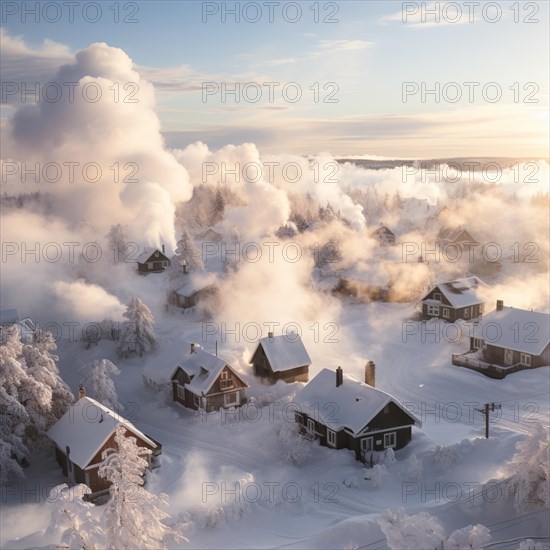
383 432 396 448
220 370 233 390
361 437 373 452
307 418 316 434
473 338 483 350
520 353 531 367
176 384 185 400
427 305 440 316
296 413 304 425
443 308 450 319
463 307 470 319
433 292 442 302
327 429 336 447
224 391 238 406
193 393 200 407
383 405 390 414
154 251 159 257
479 304 484 313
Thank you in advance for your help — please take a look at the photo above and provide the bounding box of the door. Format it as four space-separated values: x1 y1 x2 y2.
504 349 514 366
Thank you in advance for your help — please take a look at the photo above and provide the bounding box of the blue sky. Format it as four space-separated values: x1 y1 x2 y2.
2 1 549 156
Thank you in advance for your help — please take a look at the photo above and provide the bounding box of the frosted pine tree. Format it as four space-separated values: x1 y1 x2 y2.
99 426 178 549
210 189 225 225
106 223 129 264
0 386 29 482
117 298 156 358
80 359 122 410
174 227 204 271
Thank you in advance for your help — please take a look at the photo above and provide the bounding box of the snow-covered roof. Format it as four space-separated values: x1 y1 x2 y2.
137 247 167 264
372 225 395 237
0 308 19 325
423 276 486 308
294 368 421 435
472 306 550 356
251 334 311 372
47 397 157 470
180 343 246 396
439 226 478 243
174 272 217 297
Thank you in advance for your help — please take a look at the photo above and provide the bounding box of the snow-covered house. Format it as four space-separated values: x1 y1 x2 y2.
169 274 219 310
162 343 248 412
438 226 478 249
294 368 421 462
421 276 486 322
250 333 311 384
371 224 396 246
137 246 170 273
452 300 550 378
47 394 161 493
334 266 390 303
0 308 35 343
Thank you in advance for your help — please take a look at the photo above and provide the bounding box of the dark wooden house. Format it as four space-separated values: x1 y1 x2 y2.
169 280 219 310
421 276 485 321
294 367 421 463
438 226 479 250
137 246 170 273
47 395 161 493
371 224 396 246
452 300 550 378
250 333 311 384
144 343 248 412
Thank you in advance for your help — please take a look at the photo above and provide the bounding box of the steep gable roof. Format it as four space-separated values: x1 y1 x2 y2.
47 397 157 470
472 306 550 356
251 334 311 373
294 368 421 435
179 343 247 396
137 247 169 264
422 276 486 308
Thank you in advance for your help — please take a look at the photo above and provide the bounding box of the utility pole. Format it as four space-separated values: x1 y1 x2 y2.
475 402 501 438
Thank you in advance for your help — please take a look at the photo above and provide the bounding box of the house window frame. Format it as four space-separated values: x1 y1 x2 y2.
473 338 483 350
520 353 531 367
433 292 442 302
224 391 238 406
463 307 470 319
193 393 201 407
327 429 337 447
361 437 373 452
220 370 234 390
176 384 185 400
383 405 390 414
427 304 440 316
383 432 396 449
307 418 316 434
442 308 450 319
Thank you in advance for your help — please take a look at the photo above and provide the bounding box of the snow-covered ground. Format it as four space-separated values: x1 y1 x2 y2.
2 287 548 549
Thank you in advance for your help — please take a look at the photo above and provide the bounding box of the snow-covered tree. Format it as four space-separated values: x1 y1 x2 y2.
278 422 311 465
504 422 549 512
46 484 103 549
80 359 122 410
117 298 156 358
99 426 178 549
106 223 129 264
0 327 72 478
210 189 225 225
275 222 298 240
174 227 204 271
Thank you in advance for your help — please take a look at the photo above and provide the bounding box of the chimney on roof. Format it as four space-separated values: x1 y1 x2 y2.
78 386 85 399
496 300 504 311
190 342 196 354
268 331 274 341
162 244 165 254
336 366 343 387
365 361 375 387
182 259 188 274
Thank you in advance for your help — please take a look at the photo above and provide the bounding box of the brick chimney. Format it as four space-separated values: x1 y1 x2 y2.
161 244 165 254
190 342 196 354
336 366 343 387
78 386 85 399
365 361 375 387
268 331 274 341
496 300 504 311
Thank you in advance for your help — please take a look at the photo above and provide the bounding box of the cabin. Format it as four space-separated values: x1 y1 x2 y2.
371 224 396 246
294 367 421 463
0 309 35 343
144 343 248 412
169 279 219 310
421 276 485 322
334 266 390 303
137 246 170 273
47 393 161 493
438 226 479 251
452 300 550 378
250 333 311 384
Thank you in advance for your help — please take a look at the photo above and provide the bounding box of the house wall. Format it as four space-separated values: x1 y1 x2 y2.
470 339 550 368
422 288 483 321
251 347 309 383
